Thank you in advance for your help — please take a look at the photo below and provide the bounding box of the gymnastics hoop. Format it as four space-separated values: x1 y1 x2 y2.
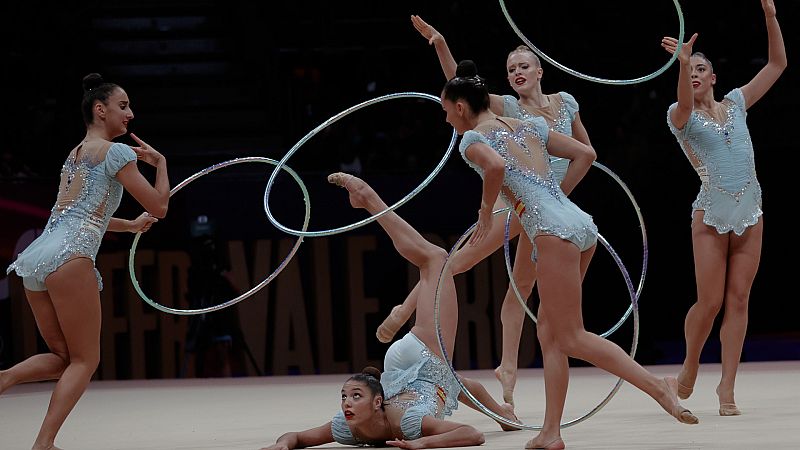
263 92 457 237
433 211 639 430
498 0 685 85
505 161 648 339
129 157 310 315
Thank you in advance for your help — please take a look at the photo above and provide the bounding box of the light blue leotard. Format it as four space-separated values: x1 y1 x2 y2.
331 332 461 444
502 91 580 182
460 116 597 259
6 142 137 291
667 88 762 235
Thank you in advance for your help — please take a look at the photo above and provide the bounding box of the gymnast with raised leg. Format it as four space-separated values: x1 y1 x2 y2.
259 174 517 450
374 15 598 406
2 73 169 450
662 0 786 416
442 60 698 449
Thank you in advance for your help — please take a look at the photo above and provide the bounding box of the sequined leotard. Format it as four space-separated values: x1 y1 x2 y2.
502 91 580 182
461 116 597 258
331 333 461 443
667 88 762 235
6 142 137 291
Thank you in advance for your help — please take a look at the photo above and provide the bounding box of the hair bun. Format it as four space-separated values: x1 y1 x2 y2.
455 60 479 78
82 73 105 92
361 366 382 381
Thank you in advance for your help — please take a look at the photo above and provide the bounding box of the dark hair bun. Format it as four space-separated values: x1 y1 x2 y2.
361 366 382 381
82 73 105 92
455 60 479 78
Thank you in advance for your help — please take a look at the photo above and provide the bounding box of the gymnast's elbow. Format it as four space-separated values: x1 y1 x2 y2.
149 203 168 219
466 427 485 446
582 144 597 163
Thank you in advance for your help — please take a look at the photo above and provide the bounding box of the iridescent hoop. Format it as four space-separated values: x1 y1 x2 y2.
499 0 685 85
129 157 310 315
433 212 639 430
263 92 458 237
505 161 648 339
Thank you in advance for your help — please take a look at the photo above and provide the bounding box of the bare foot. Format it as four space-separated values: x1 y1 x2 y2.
494 366 516 406
675 366 696 399
716 385 741 416
663 377 699 424
32 443 63 450
327 172 379 211
376 305 411 343
524 435 564 450
0 370 10 395
496 402 521 432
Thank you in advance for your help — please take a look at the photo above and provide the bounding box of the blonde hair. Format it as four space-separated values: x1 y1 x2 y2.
508 45 541 68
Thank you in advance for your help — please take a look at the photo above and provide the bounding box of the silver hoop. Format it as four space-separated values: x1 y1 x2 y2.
263 92 457 237
129 157 310 315
505 161 648 339
434 212 639 429
499 0 685 85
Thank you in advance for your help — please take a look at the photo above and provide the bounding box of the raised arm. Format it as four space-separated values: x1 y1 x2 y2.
387 417 484 449
411 15 457 80
464 142 505 246
115 133 170 218
411 15 507 116
662 32 699 130
741 0 787 109
546 131 596 196
259 422 335 450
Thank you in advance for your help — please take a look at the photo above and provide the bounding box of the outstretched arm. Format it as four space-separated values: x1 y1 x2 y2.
411 15 457 80
546 131 596 196
464 142 505 246
662 33 699 130
259 422 334 450
387 417 484 449
741 0 787 109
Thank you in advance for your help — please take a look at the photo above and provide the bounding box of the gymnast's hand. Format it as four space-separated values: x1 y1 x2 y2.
387 438 424 449
469 204 493 247
762 0 776 18
128 212 158 233
411 15 443 45
661 33 698 65
130 133 165 167
259 445 289 450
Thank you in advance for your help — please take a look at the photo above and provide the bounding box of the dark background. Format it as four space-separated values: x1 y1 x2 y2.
1 0 798 374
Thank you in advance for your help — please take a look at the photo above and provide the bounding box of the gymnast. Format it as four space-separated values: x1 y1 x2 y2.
259 173 517 449
3 73 169 450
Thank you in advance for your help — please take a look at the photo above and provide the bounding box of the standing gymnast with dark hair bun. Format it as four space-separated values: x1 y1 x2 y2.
374 15 599 407
260 174 517 450
2 73 169 450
